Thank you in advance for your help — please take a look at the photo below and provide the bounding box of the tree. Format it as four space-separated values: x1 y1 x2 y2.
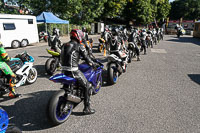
170 0 200 20
123 0 153 25
156 0 171 21
101 0 127 21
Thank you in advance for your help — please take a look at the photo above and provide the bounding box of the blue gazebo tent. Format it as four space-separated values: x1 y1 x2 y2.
36 11 69 34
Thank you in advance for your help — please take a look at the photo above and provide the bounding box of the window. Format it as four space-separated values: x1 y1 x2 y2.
3 23 16 30
28 19 33 24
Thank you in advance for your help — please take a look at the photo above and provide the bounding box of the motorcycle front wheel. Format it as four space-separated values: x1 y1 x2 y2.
26 67 37 84
108 63 118 85
47 90 74 126
45 58 57 75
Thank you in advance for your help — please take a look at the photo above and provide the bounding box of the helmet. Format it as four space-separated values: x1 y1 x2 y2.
82 27 86 32
70 29 84 43
142 29 146 32
52 28 60 36
111 28 119 36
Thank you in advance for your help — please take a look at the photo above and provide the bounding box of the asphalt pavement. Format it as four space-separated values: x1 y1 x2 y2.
1 35 200 133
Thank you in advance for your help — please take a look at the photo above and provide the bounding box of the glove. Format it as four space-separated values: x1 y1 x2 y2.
92 63 100 69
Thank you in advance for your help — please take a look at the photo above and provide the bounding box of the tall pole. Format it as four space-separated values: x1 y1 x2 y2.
45 23 47 33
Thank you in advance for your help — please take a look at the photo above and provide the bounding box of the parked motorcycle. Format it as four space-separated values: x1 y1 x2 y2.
39 31 48 42
146 30 153 48
107 54 128 85
47 60 104 125
45 49 61 75
45 32 62 75
0 52 37 96
0 108 22 133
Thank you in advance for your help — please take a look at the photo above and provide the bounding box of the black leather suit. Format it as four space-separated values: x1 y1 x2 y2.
61 40 95 107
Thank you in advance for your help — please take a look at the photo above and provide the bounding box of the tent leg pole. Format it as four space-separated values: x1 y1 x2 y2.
45 23 47 33
68 23 69 36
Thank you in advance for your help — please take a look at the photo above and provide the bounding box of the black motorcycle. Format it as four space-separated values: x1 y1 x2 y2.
45 34 62 75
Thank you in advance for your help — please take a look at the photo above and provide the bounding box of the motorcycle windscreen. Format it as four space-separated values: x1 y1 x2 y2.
49 73 76 84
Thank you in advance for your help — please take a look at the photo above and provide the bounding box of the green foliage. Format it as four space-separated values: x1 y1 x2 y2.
123 0 170 25
101 0 127 19
1 0 171 26
123 0 154 25
170 0 200 20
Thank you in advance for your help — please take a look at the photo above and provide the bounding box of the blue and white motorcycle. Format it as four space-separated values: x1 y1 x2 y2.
47 60 104 125
0 51 37 96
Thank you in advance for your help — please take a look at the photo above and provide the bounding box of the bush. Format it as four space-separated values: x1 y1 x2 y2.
37 23 91 36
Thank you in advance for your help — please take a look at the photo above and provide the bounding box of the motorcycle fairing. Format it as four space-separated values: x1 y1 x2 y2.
15 62 33 87
50 73 77 85
50 63 103 88
46 49 60 56
107 54 122 62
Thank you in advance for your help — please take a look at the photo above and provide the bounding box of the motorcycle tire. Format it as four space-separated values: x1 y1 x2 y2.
108 63 118 85
45 58 57 75
47 90 73 126
128 49 133 63
26 67 37 84
6 126 22 133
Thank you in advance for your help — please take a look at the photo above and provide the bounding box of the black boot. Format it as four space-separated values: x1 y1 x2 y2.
83 87 95 115
83 106 96 115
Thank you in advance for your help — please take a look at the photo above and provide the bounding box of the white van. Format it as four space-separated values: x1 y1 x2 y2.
0 14 39 48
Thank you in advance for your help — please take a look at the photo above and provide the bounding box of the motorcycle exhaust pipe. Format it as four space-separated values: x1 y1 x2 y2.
67 94 81 103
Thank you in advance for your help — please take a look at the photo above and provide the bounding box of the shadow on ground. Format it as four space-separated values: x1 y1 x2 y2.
1 90 57 132
188 74 200 85
167 36 200 46
34 65 51 79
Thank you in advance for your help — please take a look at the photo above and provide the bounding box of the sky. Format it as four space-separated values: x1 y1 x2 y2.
169 0 175 2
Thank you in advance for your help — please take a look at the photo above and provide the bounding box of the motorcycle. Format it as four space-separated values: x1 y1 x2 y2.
39 31 48 42
45 33 62 75
0 108 22 133
146 31 153 48
47 60 104 125
45 49 61 75
107 53 128 85
0 52 37 96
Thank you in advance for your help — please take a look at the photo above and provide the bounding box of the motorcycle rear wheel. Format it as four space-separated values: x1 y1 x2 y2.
108 63 118 85
45 58 57 75
26 67 37 84
47 90 74 126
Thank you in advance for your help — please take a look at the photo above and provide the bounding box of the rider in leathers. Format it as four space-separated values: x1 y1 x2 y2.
140 29 147 55
110 28 128 72
82 27 93 57
0 42 21 98
60 29 96 115
49 28 62 54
